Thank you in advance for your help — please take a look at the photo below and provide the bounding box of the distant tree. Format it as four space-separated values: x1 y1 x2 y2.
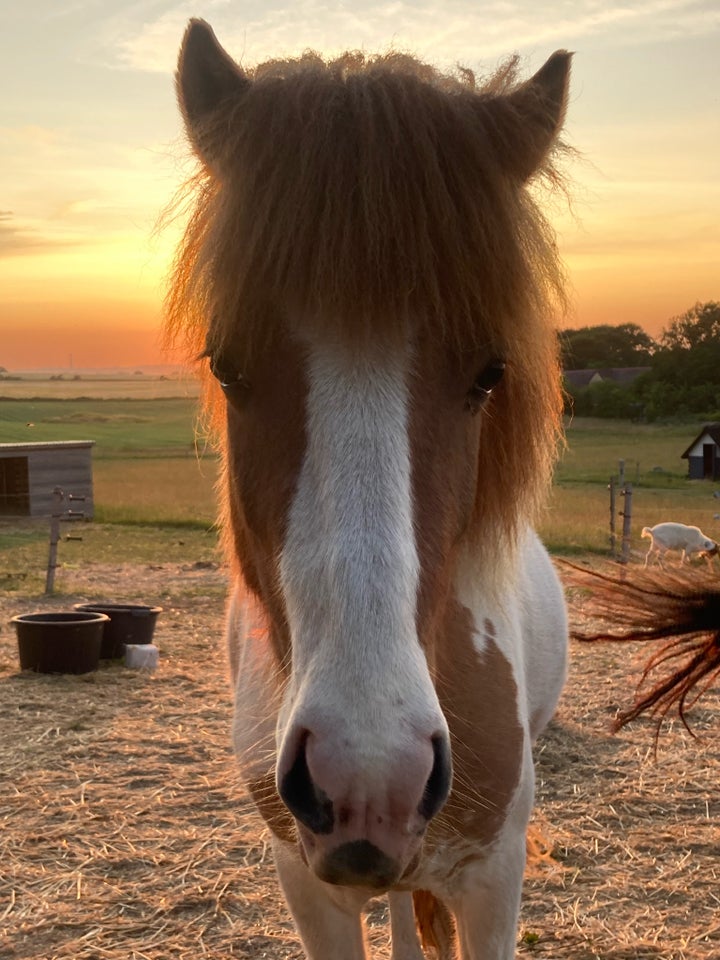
560 323 656 369
564 302 720 419
648 340 720 387
626 301 720 419
565 379 639 418
660 301 720 351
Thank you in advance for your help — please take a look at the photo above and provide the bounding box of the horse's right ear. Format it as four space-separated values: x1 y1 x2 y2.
176 19 250 165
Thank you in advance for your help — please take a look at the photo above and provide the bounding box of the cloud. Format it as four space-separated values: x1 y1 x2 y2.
112 0 720 75
0 212 80 258
112 4 200 74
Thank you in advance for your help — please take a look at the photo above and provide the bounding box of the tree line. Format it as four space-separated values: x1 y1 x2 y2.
561 301 720 421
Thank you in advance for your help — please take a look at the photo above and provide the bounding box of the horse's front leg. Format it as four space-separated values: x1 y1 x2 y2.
447 829 527 960
273 837 369 960
446 747 536 960
388 891 425 960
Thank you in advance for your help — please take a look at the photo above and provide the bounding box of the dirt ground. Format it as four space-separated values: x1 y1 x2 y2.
1 558 719 960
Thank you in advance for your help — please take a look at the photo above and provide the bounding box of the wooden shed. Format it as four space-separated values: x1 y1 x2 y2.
681 423 720 481
0 441 94 518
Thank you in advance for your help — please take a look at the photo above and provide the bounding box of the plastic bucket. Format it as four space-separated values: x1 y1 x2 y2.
13 611 108 674
73 603 162 658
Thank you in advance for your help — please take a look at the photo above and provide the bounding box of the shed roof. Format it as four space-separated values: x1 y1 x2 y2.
563 369 598 388
0 441 95 453
563 367 650 388
596 367 651 384
680 423 720 459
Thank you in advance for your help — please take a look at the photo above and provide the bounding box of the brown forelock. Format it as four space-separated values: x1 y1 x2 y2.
164 50 565 566
408 319 563 629
469 310 564 557
164 50 567 371
408 335 485 644
428 601 523 851
217 324 308 670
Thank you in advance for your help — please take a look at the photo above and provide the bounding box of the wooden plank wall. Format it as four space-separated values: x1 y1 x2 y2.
26 448 94 518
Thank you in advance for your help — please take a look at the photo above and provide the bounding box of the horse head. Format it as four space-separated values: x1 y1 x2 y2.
171 18 570 893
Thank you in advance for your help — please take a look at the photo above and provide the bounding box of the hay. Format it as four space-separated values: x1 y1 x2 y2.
1 558 719 958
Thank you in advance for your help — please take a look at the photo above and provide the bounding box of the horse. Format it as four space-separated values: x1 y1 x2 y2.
565 563 720 741
167 19 572 959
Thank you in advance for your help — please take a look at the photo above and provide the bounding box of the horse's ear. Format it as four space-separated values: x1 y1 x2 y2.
176 19 250 164
494 50 572 183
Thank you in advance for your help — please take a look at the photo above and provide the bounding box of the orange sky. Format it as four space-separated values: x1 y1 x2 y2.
2 2 718 370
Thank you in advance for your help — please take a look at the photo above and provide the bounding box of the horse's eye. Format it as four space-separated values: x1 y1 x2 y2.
208 355 250 402
466 360 506 416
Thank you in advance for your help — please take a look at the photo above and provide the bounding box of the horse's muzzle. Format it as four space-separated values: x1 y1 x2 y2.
277 724 452 887
313 839 401 889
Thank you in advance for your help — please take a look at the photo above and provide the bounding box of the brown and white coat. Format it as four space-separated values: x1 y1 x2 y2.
171 20 571 960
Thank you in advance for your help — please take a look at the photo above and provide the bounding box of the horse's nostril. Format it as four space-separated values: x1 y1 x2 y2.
278 733 334 835
418 734 452 821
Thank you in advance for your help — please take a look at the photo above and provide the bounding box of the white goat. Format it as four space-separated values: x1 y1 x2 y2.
641 522 718 568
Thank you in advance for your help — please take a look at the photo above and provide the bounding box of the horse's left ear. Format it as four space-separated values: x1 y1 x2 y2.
495 50 572 182
176 19 250 165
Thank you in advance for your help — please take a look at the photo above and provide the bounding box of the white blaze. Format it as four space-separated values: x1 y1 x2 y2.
278 338 430 729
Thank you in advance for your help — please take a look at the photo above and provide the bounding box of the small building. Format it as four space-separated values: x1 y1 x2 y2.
563 369 602 389
563 367 651 389
0 441 94 517
681 424 720 481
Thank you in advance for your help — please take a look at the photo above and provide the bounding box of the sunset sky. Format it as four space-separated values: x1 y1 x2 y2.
2 1 718 369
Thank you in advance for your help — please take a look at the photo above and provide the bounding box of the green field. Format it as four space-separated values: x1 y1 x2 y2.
0 397 200 454
2 379 718 592
558 417 699 484
538 417 718 555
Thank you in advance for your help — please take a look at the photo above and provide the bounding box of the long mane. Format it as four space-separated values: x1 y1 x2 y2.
165 50 568 551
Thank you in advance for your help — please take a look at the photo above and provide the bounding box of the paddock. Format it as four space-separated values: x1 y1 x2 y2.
1 558 719 959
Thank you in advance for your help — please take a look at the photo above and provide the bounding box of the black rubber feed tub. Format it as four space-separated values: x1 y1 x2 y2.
73 603 162 658
13 612 109 674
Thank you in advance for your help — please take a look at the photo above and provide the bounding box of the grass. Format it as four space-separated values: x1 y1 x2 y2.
93 457 219 525
547 417 720 558
0 520 222 596
0 397 202 455
2 383 719 571
0 384 222 593
558 417 700 484
538 483 719 559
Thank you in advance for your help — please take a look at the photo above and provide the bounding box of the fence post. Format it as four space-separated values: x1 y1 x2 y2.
44 489 86 593
45 488 64 594
608 476 617 558
620 482 633 565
